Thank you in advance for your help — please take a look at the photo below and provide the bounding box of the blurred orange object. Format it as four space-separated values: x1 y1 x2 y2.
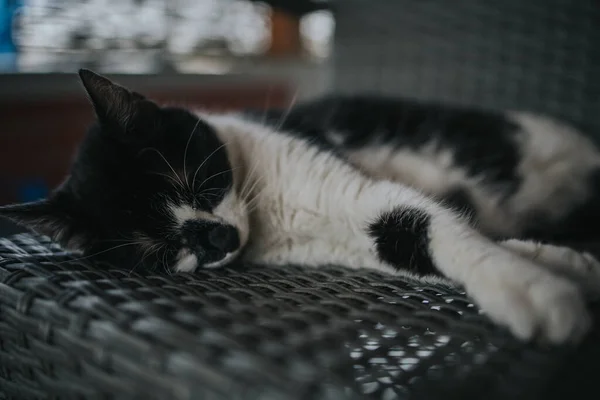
268 8 302 56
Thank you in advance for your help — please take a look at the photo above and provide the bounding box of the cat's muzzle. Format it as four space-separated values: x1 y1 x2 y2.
181 220 241 265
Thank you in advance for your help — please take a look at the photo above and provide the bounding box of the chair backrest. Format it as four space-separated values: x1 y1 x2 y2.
332 0 600 135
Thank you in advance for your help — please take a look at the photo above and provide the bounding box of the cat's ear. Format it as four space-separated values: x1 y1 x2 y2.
78 69 154 132
0 199 82 248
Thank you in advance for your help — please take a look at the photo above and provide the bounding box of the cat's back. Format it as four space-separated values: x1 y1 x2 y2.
247 94 600 240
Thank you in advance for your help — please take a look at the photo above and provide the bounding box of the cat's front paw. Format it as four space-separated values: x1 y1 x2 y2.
467 256 591 344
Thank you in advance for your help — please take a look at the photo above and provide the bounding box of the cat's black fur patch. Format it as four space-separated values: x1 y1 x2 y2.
368 208 439 276
244 108 340 154
257 95 522 195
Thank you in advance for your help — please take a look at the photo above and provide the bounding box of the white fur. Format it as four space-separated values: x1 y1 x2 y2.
170 204 197 226
508 112 600 224
165 111 597 344
345 141 516 236
173 251 198 273
424 212 590 343
343 112 600 238
203 251 240 269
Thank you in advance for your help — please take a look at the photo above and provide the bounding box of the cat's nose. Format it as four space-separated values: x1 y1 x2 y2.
181 220 240 255
208 225 240 253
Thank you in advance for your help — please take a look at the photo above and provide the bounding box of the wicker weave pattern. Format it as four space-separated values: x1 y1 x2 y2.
333 0 600 135
0 233 575 399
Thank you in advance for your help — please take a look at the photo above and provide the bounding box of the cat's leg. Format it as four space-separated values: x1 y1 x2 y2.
358 180 591 344
498 239 600 299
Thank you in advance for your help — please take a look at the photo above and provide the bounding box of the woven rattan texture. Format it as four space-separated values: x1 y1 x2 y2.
0 233 580 400
333 0 600 135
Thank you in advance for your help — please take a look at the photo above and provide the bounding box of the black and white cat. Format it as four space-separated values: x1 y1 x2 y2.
2 69 600 345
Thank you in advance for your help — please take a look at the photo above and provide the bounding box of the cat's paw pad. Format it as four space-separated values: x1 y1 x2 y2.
470 260 591 344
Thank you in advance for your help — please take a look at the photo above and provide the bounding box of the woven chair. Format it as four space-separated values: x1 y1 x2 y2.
1 232 599 400
2 1 600 399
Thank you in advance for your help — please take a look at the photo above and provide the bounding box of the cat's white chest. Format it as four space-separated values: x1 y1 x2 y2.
235 139 384 271
241 193 382 271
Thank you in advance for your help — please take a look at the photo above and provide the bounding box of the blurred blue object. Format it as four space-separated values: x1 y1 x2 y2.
0 0 21 71
0 0 21 52
18 179 49 203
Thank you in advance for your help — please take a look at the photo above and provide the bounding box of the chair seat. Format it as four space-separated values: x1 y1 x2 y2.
0 233 589 400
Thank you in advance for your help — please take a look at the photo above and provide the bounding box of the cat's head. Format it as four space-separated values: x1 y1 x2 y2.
0 69 250 273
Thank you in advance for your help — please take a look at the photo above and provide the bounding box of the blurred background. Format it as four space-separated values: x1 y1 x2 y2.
0 0 599 214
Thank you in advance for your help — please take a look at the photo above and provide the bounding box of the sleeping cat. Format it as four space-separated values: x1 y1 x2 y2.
1 69 600 345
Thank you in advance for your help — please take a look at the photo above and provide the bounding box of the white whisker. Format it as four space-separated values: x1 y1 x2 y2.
191 141 230 192
275 90 299 132
139 147 187 189
242 176 265 205
239 158 262 199
245 186 267 212
195 167 242 194
129 242 163 276
55 241 143 265
183 118 202 189
240 163 265 203
162 248 173 276
147 171 186 190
